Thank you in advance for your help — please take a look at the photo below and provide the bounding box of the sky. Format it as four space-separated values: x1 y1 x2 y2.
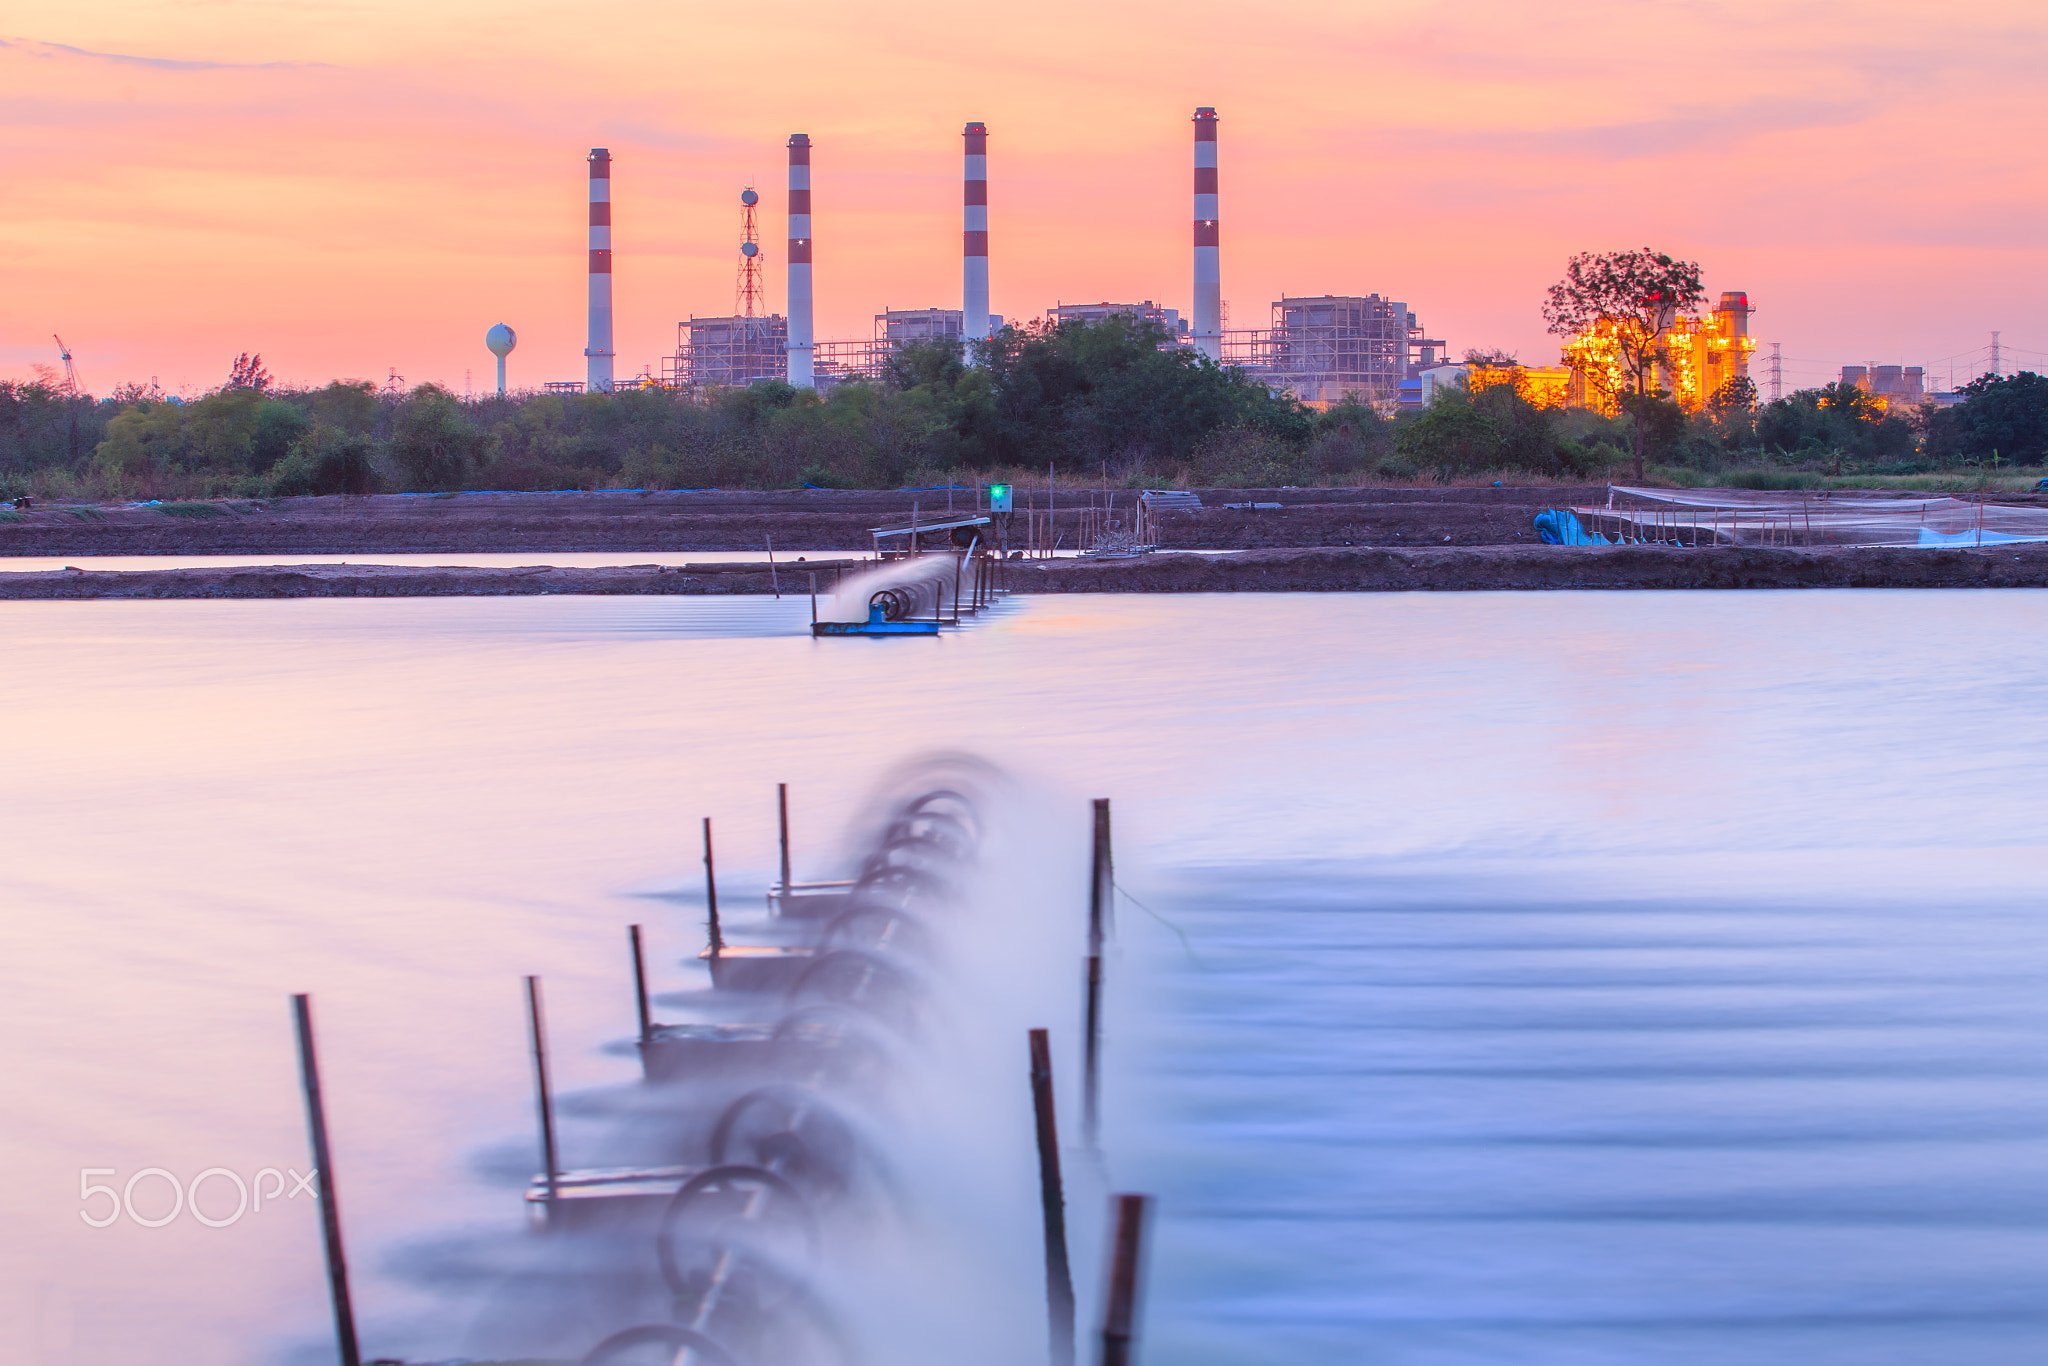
3 0 2045 397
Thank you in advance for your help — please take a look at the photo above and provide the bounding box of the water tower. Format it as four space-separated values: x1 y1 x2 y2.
485 324 516 395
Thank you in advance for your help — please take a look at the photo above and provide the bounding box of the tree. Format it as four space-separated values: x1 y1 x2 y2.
1709 375 1758 415
389 385 483 489
1754 385 1917 470
225 352 272 392
1925 371 2048 466
1542 249 1706 479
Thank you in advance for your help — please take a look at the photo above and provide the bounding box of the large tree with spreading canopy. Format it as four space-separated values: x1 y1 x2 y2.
1542 249 1706 480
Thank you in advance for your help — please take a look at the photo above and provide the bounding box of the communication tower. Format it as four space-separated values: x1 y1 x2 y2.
737 187 765 318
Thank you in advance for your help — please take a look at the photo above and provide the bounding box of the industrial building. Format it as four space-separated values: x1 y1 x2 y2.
1843 365 1926 407
1559 291 1756 412
1224 296 1448 407
677 315 789 387
1046 301 1186 336
813 308 1011 384
659 186 792 388
570 112 1466 413
1461 363 1572 409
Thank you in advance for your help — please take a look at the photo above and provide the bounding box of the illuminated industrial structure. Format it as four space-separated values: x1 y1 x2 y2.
1559 291 1756 412
1223 295 1446 406
1465 363 1573 408
1842 365 1925 408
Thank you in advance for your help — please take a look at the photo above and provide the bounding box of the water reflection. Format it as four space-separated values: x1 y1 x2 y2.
4 591 2048 1364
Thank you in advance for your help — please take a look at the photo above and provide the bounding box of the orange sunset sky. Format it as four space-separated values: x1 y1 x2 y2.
3 0 2044 397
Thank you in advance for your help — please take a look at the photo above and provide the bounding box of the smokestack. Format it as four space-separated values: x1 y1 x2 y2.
787 134 814 388
963 122 990 347
586 148 614 392
1192 108 1221 361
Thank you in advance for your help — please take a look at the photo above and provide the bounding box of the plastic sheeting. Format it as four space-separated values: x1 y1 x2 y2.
1534 509 1612 546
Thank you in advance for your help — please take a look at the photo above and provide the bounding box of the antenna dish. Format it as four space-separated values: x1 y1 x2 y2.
485 324 517 357
740 188 759 206
740 242 759 258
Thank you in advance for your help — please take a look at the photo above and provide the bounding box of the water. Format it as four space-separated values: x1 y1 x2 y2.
4 591 2048 1364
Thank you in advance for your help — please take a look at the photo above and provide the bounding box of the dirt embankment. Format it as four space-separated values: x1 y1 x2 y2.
1022 543 2048 592
0 560 862 600
0 486 1606 556
8 544 2048 600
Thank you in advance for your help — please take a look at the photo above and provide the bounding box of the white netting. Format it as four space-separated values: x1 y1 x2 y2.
1569 486 2048 548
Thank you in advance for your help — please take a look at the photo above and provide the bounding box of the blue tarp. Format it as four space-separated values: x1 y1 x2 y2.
1916 527 2048 547
1534 509 1612 545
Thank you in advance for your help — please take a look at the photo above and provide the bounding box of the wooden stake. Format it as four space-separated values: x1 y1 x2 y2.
1098 1193 1151 1366
525 976 559 1202
1083 955 1102 1149
777 783 793 900
1084 797 1112 1147
291 994 361 1366
1030 1030 1077 1366
629 925 652 1048
702 817 723 957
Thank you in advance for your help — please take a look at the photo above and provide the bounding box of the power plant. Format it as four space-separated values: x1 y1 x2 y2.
563 111 1465 408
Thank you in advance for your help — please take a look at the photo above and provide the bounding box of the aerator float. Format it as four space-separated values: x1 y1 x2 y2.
528 779 987 1366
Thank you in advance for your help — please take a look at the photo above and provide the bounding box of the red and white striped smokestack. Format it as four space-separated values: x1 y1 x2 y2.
787 134 814 388
586 148 614 391
963 122 990 346
1192 109 1220 361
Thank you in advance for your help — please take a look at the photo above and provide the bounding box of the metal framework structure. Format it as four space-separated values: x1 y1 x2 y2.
665 315 790 388
1215 296 1447 407
737 187 766 318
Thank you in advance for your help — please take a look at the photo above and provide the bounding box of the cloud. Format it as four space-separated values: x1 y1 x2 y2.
0 36 324 71
1388 96 1876 164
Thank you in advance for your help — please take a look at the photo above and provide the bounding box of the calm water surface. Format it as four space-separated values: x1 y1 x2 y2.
4 592 2048 1365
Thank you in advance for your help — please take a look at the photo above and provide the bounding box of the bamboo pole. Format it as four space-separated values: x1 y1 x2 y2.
778 783 793 898
291 994 361 1366
702 818 723 958
1084 798 1112 1148
1029 1030 1077 1366
525 976 559 1203
629 925 652 1048
1098 1194 1151 1366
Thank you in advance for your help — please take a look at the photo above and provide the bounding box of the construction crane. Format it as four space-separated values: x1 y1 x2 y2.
52 335 78 396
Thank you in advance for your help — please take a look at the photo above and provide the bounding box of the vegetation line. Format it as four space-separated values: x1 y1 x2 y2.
4 320 2043 504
